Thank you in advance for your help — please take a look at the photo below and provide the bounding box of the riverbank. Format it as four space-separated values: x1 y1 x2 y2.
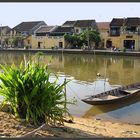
1 48 140 57
0 111 140 138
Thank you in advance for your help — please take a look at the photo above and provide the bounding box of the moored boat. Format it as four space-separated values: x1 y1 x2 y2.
82 82 140 105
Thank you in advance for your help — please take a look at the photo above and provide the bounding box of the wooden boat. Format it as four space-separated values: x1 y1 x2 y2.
82 82 140 105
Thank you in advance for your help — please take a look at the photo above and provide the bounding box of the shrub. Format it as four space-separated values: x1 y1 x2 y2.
0 55 70 126
24 45 30 49
123 48 126 52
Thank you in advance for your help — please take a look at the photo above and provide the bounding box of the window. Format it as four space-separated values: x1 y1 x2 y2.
82 28 86 31
75 29 79 33
110 27 120 36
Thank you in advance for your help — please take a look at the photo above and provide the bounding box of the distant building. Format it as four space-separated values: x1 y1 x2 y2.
29 25 74 49
62 19 98 48
97 22 110 48
27 19 101 49
49 26 74 48
73 20 97 34
62 19 98 34
11 21 46 36
0 26 11 47
10 21 46 48
106 17 140 51
35 25 55 36
26 25 56 49
62 21 76 27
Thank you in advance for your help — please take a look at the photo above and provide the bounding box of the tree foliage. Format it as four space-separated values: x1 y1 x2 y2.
12 37 23 47
64 30 101 49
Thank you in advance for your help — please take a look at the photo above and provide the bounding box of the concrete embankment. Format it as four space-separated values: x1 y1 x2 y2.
1 48 140 56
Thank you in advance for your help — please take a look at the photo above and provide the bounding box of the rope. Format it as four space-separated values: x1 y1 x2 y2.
67 84 82 100
104 59 107 92
93 78 97 93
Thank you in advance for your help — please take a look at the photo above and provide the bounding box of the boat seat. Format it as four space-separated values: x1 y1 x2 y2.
94 95 118 100
120 88 140 94
106 95 118 100
92 97 102 100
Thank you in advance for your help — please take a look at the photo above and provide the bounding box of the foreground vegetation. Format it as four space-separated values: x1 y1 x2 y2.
0 54 71 126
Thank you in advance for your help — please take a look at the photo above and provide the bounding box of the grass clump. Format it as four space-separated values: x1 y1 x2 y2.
0 55 71 126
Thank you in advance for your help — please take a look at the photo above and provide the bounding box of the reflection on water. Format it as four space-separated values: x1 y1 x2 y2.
82 94 140 124
0 51 140 124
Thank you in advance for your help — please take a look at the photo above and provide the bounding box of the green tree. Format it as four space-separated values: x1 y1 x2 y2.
64 30 101 49
12 37 23 47
83 30 101 49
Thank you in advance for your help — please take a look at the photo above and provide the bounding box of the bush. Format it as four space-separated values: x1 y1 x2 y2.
0 55 71 126
24 45 30 49
123 48 126 52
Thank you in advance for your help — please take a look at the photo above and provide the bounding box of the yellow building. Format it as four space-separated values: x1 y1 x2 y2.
24 20 100 49
96 22 110 49
24 25 73 49
10 21 47 48
24 35 65 49
106 17 140 51
62 20 99 49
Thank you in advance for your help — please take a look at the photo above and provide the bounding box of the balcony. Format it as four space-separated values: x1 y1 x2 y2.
110 32 120 36
123 31 138 35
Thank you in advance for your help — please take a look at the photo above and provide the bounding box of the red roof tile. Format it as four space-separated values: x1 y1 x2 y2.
97 22 110 30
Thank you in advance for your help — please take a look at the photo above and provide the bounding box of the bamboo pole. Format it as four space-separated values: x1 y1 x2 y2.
64 78 67 111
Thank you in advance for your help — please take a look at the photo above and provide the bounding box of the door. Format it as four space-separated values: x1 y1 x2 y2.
123 40 135 50
59 42 63 48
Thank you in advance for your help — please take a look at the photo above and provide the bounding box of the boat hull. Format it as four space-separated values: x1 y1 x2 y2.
82 83 140 105
82 92 139 105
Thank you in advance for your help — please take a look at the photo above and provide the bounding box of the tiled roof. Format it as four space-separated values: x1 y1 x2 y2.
12 21 45 32
74 20 96 27
110 18 124 26
62 21 76 27
1 26 10 30
0 26 11 34
62 20 97 28
97 22 110 30
110 17 140 27
125 17 140 26
51 26 74 33
36 26 54 33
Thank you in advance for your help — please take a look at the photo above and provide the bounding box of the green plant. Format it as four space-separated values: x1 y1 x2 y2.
0 56 71 126
123 48 126 52
64 30 101 49
12 37 23 47
24 45 30 49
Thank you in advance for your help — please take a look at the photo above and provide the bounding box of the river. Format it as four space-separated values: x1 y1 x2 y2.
0 51 140 124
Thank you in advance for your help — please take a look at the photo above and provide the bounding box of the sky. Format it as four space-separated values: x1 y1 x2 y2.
0 3 140 28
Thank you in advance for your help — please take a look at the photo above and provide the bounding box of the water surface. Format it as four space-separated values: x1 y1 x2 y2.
0 51 140 124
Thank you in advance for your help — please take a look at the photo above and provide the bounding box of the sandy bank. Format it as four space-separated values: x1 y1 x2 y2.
0 111 140 138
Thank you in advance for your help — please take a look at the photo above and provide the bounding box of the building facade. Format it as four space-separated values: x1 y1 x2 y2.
25 19 99 49
0 26 11 47
106 17 140 51
96 22 110 49
10 21 47 48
